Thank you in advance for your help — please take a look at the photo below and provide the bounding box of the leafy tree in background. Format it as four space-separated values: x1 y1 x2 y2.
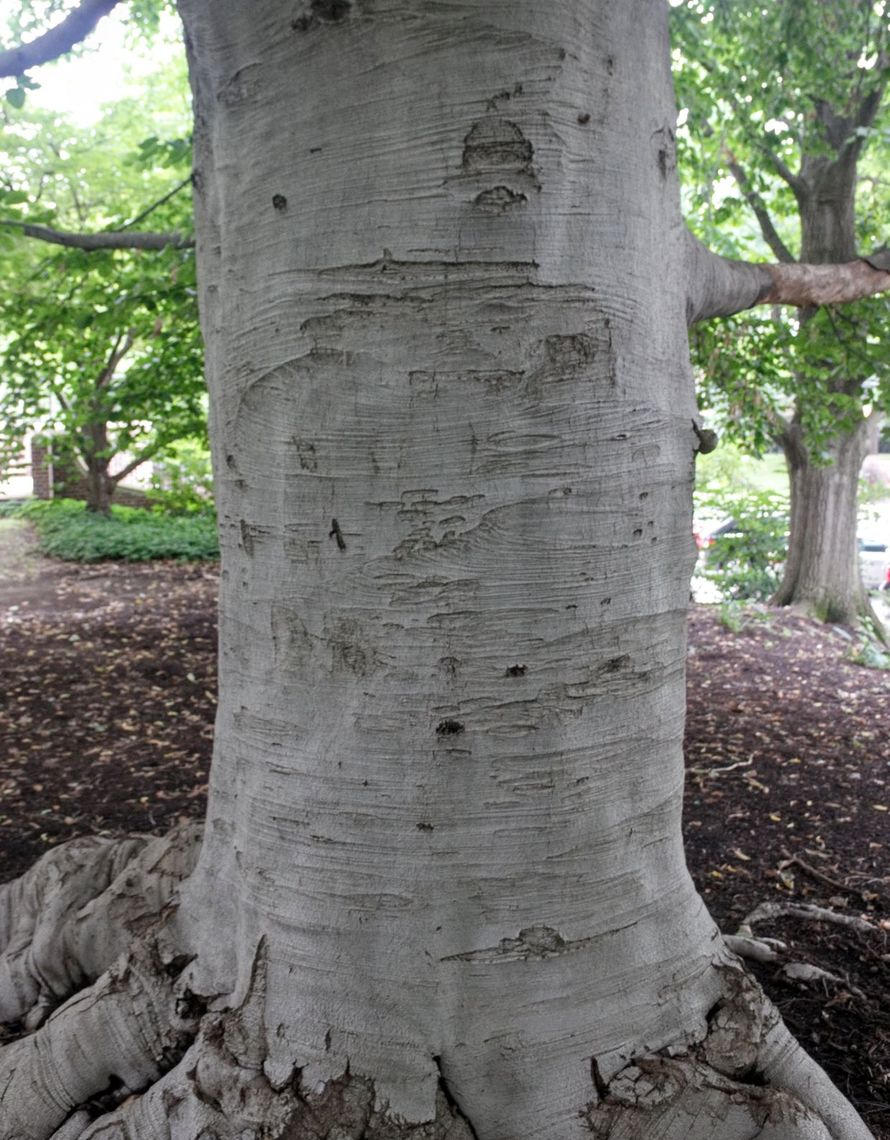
0 30 202 512
0 2 888 1137
673 0 889 626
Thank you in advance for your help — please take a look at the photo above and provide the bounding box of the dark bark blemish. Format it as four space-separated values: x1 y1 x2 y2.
601 655 629 673
416 822 434 832
292 0 351 31
436 718 465 737
600 597 611 606
505 664 527 677
240 520 254 556
329 518 346 550
444 924 590 964
294 438 318 471
577 112 591 125
313 0 351 18
544 332 597 368
272 193 288 211
473 186 527 213
653 126 676 180
462 119 535 181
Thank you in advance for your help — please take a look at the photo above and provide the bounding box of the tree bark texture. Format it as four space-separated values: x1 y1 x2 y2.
772 414 879 625
0 2 875 1138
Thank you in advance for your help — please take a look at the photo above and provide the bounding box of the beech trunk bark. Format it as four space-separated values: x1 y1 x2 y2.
772 414 879 625
0 2 876 1138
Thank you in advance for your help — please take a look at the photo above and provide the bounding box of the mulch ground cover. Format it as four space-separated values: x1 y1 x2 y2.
0 533 887 1134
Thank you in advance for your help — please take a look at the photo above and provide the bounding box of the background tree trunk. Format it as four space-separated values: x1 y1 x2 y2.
84 457 113 514
773 413 879 624
771 113 878 626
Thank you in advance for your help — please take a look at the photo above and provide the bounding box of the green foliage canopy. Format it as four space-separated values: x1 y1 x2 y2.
0 21 204 494
672 0 890 454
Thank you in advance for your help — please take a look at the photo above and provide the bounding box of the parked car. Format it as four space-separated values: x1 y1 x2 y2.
858 533 890 592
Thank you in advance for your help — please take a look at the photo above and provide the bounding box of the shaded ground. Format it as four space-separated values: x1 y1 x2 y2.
0 520 887 1133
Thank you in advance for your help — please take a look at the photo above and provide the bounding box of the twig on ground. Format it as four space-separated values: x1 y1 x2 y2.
780 852 861 896
689 757 754 778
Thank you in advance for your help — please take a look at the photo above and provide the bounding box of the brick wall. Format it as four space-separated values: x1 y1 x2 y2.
30 439 53 500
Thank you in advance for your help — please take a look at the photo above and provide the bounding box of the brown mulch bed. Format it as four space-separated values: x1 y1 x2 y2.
0 527 887 1134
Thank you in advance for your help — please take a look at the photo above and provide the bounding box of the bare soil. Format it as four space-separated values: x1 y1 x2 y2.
0 520 887 1134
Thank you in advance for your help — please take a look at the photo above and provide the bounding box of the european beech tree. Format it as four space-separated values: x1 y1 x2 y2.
0 3 888 1138
674 0 889 626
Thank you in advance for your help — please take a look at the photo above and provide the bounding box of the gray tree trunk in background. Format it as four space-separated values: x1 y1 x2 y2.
0 3 881 1137
771 99 884 626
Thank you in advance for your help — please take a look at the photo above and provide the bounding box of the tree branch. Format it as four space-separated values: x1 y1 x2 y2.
121 177 193 232
0 220 194 251
757 142 806 199
0 0 121 78
110 443 160 485
97 328 137 389
761 258 890 308
685 231 772 324
685 230 890 324
724 149 796 264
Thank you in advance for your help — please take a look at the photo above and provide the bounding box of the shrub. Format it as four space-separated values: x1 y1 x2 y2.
13 498 218 562
696 488 789 603
148 441 215 515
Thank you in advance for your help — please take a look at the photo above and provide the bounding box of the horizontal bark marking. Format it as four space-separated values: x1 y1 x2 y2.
441 920 639 963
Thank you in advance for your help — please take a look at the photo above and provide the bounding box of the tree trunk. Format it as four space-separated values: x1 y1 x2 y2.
773 414 878 626
770 116 875 625
83 421 114 514
0 3 874 1138
84 458 114 514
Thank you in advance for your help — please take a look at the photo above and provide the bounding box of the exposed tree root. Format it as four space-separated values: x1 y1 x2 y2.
0 835 874 1138
63 946 476 1140
739 901 878 937
0 824 201 1032
588 964 873 1140
0 935 202 1140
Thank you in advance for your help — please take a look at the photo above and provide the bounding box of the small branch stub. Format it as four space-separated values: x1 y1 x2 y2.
692 421 719 455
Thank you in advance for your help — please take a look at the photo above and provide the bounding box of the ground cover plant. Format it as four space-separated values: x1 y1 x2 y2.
5 498 218 562
0 537 886 1135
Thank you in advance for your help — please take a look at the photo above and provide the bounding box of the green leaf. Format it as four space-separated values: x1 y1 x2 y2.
5 87 25 109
